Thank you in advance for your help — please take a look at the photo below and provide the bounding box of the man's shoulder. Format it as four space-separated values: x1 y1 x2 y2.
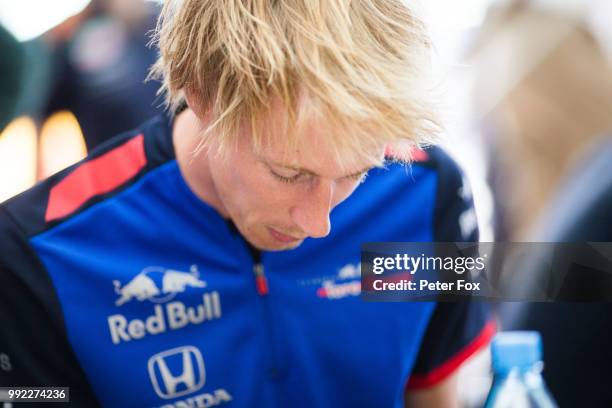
350 145 477 241
410 146 478 241
362 145 469 202
384 145 467 182
1 115 174 239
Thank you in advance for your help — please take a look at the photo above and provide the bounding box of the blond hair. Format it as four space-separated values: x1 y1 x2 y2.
149 0 437 166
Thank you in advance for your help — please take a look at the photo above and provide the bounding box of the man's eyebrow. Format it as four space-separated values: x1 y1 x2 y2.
265 159 373 179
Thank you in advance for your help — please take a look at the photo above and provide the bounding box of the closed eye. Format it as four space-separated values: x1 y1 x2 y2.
269 169 306 184
268 165 370 185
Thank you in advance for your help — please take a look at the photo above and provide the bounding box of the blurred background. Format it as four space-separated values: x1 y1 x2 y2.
1 0 611 406
0 0 163 201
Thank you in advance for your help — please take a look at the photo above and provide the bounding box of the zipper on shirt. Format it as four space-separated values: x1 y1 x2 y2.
246 241 286 380
225 220 270 296
253 262 269 296
225 218 286 380
246 240 269 296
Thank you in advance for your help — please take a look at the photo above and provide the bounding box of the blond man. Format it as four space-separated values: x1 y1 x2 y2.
0 1 492 406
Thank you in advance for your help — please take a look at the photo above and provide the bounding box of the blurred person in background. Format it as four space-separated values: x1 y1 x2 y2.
472 0 612 241
0 0 163 202
0 24 25 131
472 1 612 405
0 24 36 203
0 1 493 406
42 0 162 150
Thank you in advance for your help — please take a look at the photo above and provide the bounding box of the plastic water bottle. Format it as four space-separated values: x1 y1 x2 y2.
484 331 557 408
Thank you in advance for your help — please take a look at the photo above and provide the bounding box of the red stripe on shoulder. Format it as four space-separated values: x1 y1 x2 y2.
406 319 496 390
410 148 429 162
45 134 146 222
384 145 429 163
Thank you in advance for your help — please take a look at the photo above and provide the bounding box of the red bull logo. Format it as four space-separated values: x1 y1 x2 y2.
113 265 207 306
108 265 221 345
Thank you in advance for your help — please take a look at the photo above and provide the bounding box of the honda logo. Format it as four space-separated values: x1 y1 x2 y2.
148 346 205 399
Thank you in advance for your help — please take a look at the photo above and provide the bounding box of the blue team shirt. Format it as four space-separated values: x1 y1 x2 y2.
0 115 492 407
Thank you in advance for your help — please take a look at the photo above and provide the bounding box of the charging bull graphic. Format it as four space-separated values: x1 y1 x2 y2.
114 265 206 306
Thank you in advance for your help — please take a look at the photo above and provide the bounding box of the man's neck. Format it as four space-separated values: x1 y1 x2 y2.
172 108 230 218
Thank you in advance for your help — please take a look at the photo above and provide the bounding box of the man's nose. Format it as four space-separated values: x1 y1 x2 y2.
290 180 333 239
